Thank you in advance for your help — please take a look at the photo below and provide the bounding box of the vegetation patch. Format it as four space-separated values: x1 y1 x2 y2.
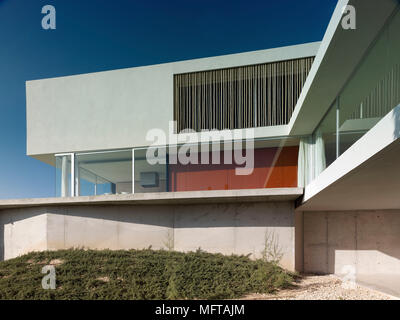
0 249 294 300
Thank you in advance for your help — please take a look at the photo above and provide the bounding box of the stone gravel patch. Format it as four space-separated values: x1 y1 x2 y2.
243 274 396 300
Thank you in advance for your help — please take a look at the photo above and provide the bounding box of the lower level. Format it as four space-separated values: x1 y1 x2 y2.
0 201 299 270
303 210 400 297
0 189 399 296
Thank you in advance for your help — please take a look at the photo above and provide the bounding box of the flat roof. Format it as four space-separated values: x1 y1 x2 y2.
26 42 320 84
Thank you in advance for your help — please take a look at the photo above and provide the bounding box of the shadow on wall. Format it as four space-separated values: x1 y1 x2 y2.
304 211 400 275
0 202 295 266
0 202 293 228
0 207 49 261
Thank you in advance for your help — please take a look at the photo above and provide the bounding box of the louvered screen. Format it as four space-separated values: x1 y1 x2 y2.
174 56 314 132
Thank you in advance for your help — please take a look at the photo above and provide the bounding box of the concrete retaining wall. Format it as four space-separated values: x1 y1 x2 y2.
0 201 297 270
0 207 48 261
303 210 400 275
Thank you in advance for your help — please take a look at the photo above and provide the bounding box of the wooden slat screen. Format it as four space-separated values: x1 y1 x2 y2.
174 56 314 132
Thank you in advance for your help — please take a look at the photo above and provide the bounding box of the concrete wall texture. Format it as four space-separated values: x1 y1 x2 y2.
2 203 400 281
0 201 297 270
303 211 400 275
0 207 48 261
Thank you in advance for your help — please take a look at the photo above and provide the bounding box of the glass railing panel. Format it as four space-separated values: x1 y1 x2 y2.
75 149 132 196
311 9 400 182
338 9 400 155
133 147 168 193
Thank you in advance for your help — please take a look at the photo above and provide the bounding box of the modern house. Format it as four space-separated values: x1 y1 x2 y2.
1 0 399 295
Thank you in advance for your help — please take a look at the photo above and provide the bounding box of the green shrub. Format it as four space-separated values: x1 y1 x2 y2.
0 248 294 300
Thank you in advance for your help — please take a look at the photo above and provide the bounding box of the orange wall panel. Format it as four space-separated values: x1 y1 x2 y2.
168 146 298 191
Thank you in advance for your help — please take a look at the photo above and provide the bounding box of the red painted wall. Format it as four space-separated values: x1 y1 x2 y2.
168 146 298 191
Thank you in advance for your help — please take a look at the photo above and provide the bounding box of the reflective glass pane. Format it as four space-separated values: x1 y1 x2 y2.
134 147 168 193
339 10 400 155
76 150 132 196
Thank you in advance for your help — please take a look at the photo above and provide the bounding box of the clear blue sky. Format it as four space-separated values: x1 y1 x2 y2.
0 0 337 199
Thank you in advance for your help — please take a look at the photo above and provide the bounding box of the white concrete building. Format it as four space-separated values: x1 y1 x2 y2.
1 0 400 296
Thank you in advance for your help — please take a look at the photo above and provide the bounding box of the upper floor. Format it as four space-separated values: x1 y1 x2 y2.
25 0 400 199
26 42 319 162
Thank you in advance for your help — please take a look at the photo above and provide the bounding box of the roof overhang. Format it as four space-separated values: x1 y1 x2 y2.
288 0 399 136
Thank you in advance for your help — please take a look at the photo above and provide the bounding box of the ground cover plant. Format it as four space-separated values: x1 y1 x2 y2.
0 248 294 299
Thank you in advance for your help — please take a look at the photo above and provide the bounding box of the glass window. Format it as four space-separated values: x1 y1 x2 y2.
55 137 304 197
311 9 400 180
76 150 132 196
134 147 168 193
339 9 400 155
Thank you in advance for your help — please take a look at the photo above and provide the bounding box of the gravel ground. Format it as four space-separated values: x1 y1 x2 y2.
243 274 396 300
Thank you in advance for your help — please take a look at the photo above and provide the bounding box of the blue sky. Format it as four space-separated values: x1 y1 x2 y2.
0 0 337 199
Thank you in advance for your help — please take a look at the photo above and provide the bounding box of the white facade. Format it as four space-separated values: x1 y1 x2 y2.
26 42 319 165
